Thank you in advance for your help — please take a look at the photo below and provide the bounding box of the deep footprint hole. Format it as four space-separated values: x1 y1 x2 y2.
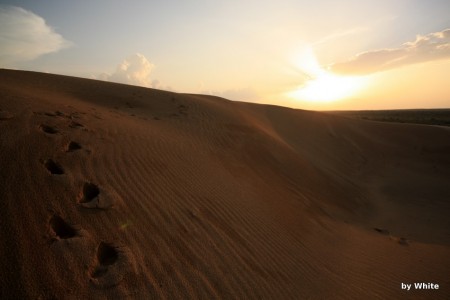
50 215 77 239
40 125 58 134
81 182 100 203
97 242 118 266
44 159 64 175
67 141 82 152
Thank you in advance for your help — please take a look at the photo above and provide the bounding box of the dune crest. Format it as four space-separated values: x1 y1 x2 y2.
1 69 449 299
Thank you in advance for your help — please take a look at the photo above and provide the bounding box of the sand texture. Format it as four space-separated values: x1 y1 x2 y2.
1 69 449 299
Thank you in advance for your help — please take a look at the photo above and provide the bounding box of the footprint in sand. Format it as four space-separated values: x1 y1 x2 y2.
90 242 135 288
40 124 59 134
91 242 119 278
44 159 65 175
66 141 82 152
78 182 115 209
49 215 78 240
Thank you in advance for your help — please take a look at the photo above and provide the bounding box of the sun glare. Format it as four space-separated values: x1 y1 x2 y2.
287 46 367 104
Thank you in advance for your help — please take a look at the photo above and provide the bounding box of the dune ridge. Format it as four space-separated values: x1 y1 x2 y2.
1 69 449 299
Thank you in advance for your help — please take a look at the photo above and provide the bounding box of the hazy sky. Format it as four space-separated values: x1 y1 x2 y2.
1 0 450 110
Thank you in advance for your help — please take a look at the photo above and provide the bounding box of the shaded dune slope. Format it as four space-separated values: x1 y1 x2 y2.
1 69 449 299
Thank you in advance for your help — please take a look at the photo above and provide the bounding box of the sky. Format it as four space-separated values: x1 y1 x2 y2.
1 0 450 110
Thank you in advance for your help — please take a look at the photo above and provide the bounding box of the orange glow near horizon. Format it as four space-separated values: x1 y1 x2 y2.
286 46 368 104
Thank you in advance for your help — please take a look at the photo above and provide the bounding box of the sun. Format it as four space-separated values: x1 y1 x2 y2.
287 46 367 104
288 71 367 103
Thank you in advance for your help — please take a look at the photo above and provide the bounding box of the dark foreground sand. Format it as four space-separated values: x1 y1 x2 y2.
1 69 449 299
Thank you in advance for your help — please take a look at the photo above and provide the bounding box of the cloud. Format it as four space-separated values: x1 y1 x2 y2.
330 28 450 75
98 53 155 87
0 5 71 65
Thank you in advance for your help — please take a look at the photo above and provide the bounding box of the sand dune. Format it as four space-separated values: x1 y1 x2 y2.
1 69 449 299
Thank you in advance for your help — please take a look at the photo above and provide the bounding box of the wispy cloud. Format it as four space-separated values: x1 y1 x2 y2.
97 53 155 87
0 5 71 65
330 28 450 75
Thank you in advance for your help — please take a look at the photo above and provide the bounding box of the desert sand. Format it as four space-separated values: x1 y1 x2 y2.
1 69 449 299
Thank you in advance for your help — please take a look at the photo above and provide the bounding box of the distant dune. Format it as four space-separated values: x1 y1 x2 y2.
1 69 449 299
333 109 450 127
